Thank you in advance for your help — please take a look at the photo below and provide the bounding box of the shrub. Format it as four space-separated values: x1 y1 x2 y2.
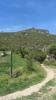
19 47 29 58
13 71 22 78
34 50 46 63
49 44 56 59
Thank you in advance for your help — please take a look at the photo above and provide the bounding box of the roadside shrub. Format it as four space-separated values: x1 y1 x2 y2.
13 71 22 78
34 50 46 63
26 53 34 72
49 44 56 59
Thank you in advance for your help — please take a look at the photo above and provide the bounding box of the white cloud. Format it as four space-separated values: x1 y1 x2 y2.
0 25 25 32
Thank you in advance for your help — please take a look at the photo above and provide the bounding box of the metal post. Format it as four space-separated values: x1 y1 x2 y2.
11 50 13 77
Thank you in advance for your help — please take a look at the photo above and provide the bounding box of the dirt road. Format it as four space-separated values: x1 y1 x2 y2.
0 64 54 100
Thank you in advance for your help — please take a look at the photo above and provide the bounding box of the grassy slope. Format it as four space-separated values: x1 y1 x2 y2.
17 62 56 100
0 54 46 96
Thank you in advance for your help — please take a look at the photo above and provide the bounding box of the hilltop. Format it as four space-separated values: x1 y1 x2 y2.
0 28 56 50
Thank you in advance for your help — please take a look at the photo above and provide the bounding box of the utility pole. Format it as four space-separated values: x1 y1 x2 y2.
11 50 13 77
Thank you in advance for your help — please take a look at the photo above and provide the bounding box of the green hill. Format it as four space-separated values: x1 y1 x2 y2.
0 28 56 50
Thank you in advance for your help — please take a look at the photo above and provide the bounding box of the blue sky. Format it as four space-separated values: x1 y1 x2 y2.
0 0 56 34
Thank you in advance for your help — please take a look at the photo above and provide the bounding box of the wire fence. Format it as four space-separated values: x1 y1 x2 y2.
0 51 13 77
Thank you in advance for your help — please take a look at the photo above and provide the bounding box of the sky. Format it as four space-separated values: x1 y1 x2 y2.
0 0 56 34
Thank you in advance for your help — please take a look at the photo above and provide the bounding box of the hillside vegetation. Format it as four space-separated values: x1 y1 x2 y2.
0 28 56 96
0 28 56 50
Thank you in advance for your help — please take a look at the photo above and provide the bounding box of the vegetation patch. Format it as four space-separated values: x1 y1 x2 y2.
0 53 46 96
44 60 56 68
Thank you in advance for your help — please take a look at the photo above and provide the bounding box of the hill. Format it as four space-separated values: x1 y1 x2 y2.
0 28 56 50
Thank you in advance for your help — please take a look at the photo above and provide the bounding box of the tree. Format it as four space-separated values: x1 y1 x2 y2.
19 47 29 58
49 45 56 59
34 50 46 63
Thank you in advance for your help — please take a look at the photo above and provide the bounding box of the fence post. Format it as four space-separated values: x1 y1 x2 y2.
11 50 13 77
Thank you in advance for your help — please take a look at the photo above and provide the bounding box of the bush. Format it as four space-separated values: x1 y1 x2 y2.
19 47 29 58
13 71 22 78
49 44 56 59
26 53 34 71
34 50 46 63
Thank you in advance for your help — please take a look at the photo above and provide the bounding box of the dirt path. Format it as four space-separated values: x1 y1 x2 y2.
0 64 54 100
